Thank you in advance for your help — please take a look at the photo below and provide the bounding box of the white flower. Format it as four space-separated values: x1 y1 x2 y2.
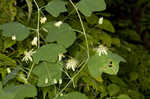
22 49 36 62
54 21 63 27
31 37 38 46
60 93 63 96
66 58 78 71
98 17 103 24
12 35 16 40
59 79 62 84
53 79 57 84
7 68 11 73
58 54 65 61
45 78 48 84
95 45 108 56
40 17 47 24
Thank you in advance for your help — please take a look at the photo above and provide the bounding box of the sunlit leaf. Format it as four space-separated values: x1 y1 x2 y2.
78 0 106 16
33 61 63 87
88 51 126 78
1 22 30 41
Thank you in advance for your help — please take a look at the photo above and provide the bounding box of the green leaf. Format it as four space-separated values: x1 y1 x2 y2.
0 53 16 66
99 32 112 47
107 84 120 96
117 94 131 99
88 51 125 78
57 92 88 99
96 19 115 33
1 22 30 41
0 82 15 99
4 84 37 99
33 62 63 87
112 38 120 47
32 44 66 64
45 0 67 17
43 21 76 48
78 0 106 16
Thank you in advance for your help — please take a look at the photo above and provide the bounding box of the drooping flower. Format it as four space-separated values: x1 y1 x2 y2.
22 49 36 62
59 79 62 84
45 78 48 84
40 17 47 24
58 53 65 61
12 35 16 40
54 21 63 27
31 37 38 46
95 45 108 56
53 79 57 84
66 58 78 71
7 68 11 73
98 17 103 25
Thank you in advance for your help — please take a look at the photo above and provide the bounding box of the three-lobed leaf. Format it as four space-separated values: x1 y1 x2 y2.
33 61 63 87
32 44 66 64
88 51 126 78
43 21 76 48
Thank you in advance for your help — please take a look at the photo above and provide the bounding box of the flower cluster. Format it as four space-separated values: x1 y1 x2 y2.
22 49 36 62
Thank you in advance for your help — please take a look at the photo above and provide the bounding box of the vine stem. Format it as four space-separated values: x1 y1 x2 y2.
54 1 90 98
33 0 40 49
27 0 40 80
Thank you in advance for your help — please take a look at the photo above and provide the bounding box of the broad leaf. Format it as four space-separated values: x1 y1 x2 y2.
32 44 66 64
1 22 30 41
88 51 125 78
57 92 88 99
96 19 115 33
43 21 76 48
3 84 37 99
45 0 67 17
33 62 63 87
107 84 120 96
117 94 131 99
78 0 106 16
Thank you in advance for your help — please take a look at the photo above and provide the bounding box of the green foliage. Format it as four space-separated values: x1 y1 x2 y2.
0 53 16 66
88 51 125 78
43 21 76 48
78 0 106 16
32 44 66 64
57 92 88 99
0 82 37 99
1 22 30 41
45 0 67 17
33 62 62 87
0 0 149 98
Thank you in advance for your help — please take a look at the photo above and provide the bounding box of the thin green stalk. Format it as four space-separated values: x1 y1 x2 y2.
33 0 40 48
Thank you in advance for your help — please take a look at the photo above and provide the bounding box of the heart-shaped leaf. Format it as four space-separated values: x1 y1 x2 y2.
33 62 63 87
